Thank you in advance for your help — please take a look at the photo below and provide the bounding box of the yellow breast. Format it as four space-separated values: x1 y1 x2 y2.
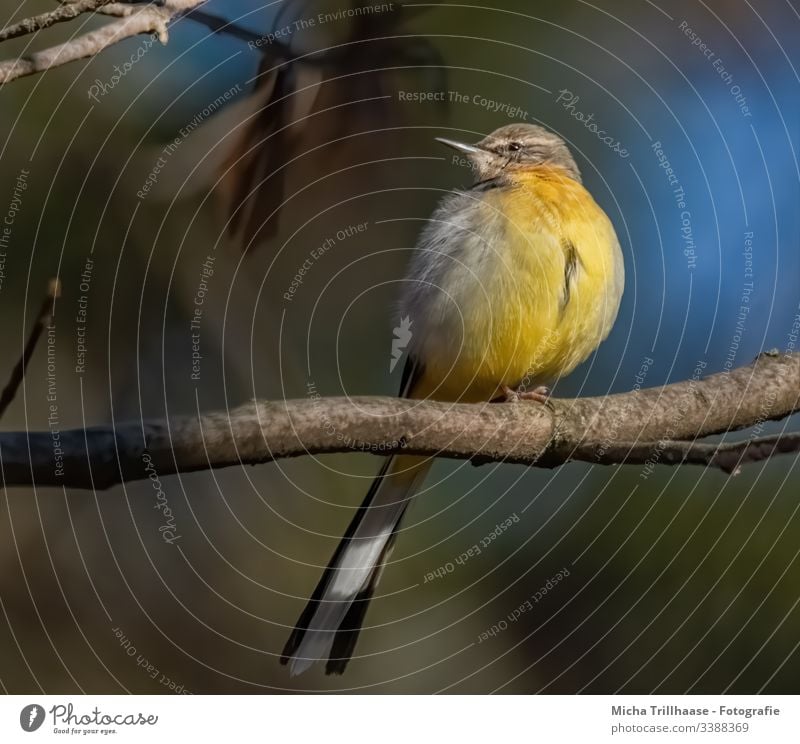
409 166 624 403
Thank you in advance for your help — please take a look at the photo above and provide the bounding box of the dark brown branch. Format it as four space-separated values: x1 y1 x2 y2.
0 279 60 420
585 433 800 475
185 8 288 53
710 432 800 473
0 351 797 490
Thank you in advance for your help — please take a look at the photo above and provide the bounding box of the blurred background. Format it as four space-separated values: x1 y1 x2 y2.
0 0 798 693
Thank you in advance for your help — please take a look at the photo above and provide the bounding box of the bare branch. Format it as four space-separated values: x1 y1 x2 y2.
0 351 797 490
0 279 61 421
585 433 800 474
0 0 205 85
186 8 281 50
710 432 800 473
0 0 113 43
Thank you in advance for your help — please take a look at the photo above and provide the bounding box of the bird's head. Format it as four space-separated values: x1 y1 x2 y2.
437 123 581 184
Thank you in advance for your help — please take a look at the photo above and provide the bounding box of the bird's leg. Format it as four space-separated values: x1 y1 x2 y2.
501 385 520 402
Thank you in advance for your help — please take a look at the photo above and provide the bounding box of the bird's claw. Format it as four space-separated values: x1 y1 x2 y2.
501 385 552 405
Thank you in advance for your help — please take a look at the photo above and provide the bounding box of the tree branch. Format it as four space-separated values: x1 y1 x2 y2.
0 279 60 420
0 352 797 490
585 433 800 475
0 0 113 43
0 0 204 85
185 8 279 49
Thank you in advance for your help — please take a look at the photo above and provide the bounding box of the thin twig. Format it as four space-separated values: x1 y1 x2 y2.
186 9 279 49
708 433 800 474
0 0 204 85
181 9 320 67
0 0 113 43
0 279 61 421
583 433 800 474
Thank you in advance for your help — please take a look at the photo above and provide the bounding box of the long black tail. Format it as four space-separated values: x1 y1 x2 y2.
281 454 431 675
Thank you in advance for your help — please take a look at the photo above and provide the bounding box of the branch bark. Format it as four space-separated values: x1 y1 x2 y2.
0 0 204 85
0 352 797 490
0 0 113 43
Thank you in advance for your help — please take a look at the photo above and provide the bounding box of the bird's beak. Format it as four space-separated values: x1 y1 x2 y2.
436 136 501 180
435 137 486 156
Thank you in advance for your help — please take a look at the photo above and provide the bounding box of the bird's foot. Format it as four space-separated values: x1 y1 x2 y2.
501 385 552 405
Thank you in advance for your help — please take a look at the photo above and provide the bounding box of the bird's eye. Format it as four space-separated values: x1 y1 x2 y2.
508 142 522 152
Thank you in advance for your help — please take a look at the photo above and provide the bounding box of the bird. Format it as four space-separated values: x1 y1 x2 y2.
281 123 625 675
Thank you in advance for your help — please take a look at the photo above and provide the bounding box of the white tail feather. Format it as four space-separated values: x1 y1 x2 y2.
287 455 431 674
